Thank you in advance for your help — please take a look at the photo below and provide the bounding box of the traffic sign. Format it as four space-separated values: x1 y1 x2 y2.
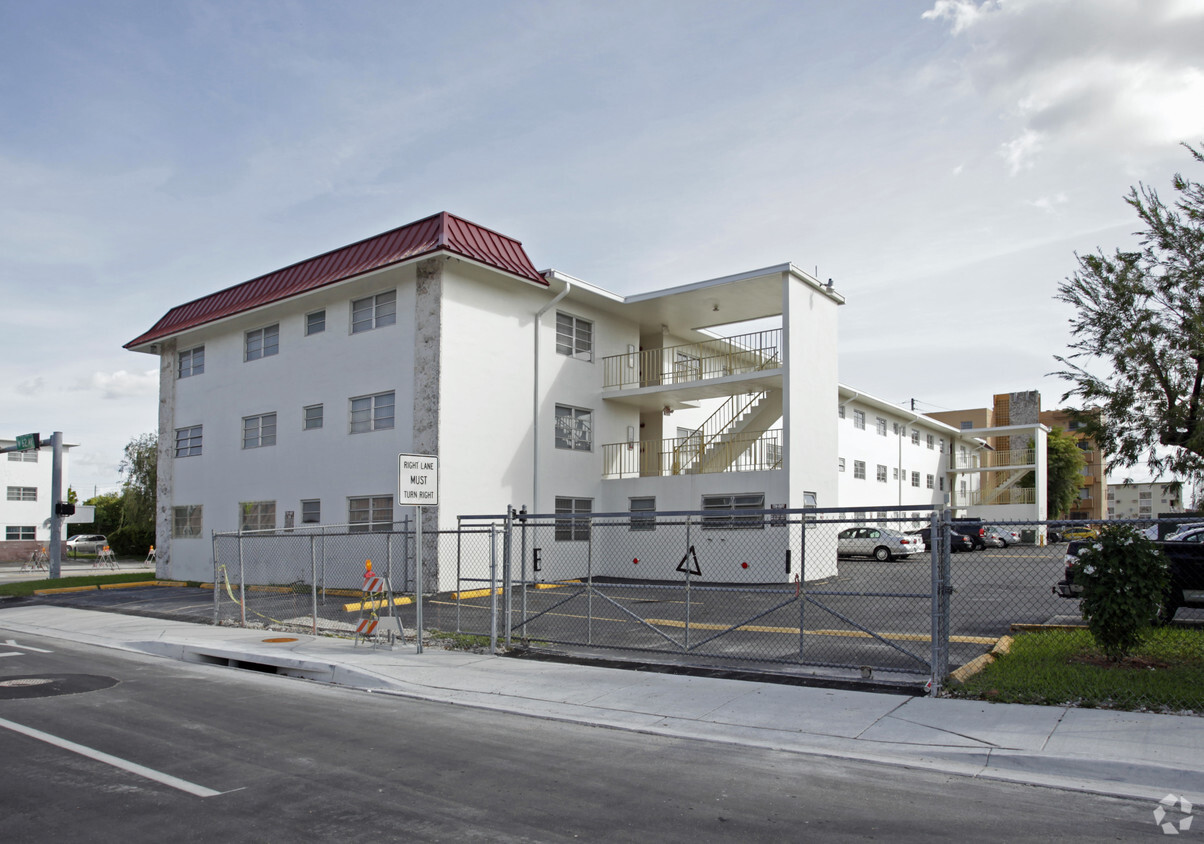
15 433 39 452
398 453 439 505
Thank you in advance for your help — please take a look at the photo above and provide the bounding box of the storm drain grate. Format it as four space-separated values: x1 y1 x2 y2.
0 678 56 688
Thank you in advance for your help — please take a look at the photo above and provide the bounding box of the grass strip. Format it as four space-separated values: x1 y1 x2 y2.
1 571 157 598
950 627 1204 713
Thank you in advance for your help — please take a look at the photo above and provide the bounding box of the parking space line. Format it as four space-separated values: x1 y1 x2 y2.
644 618 996 645
0 716 228 798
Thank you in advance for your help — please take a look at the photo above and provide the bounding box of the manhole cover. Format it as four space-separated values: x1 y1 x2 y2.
262 637 298 643
0 674 119 700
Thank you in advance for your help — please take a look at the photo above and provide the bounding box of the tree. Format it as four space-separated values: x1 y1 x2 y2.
113 433 157 556
1017 428 1086 518
1054 142 1204 481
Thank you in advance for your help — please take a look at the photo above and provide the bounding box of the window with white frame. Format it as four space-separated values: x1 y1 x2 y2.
960 480 968 496
242 413 277 449
911 471 920 487
239 501 275 531
8 450 37 462
555 496 592 541
893 468 899 480
629 496 655 531
701 493 765 530
175 425 202 458
926 474 934 489
939 438 945 454
554 405 593 451
301 500 321 524
349 495 393 532
178 346 204 378
838 404 846 419
245 324 279 361
6 526 35 540
876 464 887 482
6 486 36 501
853 460 866 480
350 391 395 433
306 310 326 335
926 434 935 450
876 417 887 436
853 410 866 430
838 457 846 472
555 312 593 361
939 477 945 491
351 290 396 334
172 505 203 538
911 429 920 445
893 422 903 435
303 404 323 430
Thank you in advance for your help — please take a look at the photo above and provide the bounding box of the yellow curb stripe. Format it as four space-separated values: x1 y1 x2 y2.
342 595 415 613
99 581 169 590
32 585 99 595
949 652 996 684
644 618 996 644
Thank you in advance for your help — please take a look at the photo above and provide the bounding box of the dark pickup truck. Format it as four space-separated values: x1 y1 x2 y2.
1054 539 1204 623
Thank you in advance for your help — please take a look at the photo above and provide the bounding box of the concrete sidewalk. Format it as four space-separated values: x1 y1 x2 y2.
0 602 1200 804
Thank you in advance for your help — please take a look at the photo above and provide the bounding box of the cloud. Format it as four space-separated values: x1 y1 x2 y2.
16 377 44 396
1029 191 1068 212
923 0 1204 169
83 369 158 400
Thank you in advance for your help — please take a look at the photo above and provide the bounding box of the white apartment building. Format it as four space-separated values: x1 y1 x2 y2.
1 440 73 562
126 213 846 587
1107 482 1184 519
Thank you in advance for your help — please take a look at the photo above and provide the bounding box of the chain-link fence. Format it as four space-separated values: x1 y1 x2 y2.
211 510 1204 713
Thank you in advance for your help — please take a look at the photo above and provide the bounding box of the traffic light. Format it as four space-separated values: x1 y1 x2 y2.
55 501 75 517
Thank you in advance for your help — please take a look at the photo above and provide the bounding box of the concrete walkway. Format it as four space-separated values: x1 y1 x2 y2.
0 602 1200 804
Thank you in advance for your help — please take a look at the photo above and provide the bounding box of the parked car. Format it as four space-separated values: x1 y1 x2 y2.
911 527 973 553
1058 526 1098 542
837 526 925 561
985 526 1021 548
66 534 107 555
1166 525 1204 542
952 520 989 551
1054 538 1204 624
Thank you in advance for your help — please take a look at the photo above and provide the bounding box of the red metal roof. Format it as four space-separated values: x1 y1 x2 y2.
126 212 547 350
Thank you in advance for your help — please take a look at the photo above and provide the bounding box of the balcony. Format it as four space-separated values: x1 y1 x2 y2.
602 429 783 479
956 487 1037 506
601 329 782 393
949 447 1035 471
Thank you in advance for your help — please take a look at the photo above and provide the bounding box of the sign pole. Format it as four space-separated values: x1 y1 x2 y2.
48 432 63 579
415 504 423 654
398 453 438 656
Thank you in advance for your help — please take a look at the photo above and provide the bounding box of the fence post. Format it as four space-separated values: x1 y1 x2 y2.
310 534 317 635
489 523 498 655
237 528 246 628
455 515 462 634
211 531 220 626
929 509 952 695
503 507 513 647
797 515 805 660
684 513 692 650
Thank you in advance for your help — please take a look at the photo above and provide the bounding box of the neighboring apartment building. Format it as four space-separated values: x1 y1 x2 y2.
0 439 73 562
126 213 847 587
1038 407 1106 521
836 387 985 529
1107 482 1184 519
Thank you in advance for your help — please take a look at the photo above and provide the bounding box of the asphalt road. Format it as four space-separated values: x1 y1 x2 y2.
0 631 1169 841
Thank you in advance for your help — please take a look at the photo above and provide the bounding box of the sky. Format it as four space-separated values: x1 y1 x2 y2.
2 0 1203 497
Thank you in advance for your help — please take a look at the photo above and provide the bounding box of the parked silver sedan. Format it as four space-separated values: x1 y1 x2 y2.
836 526 925 561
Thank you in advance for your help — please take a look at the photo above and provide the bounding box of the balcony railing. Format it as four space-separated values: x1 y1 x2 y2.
949 448 1036 470
956 487 1038 506
601 329 781 390
601 429 783 479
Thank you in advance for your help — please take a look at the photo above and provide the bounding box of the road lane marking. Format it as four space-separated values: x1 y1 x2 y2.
0 716 226 798
4 639 53 653
0 652 23 658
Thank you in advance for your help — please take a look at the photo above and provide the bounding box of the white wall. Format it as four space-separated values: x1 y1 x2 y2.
1 446 70 545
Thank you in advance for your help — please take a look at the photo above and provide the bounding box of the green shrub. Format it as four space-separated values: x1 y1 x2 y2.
1071 524 1169 660
108 524 154 558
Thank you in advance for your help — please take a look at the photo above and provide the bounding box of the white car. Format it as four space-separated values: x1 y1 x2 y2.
66 534 107 554
1167 526 1204 543
837 526 925 561
985 526 1021 547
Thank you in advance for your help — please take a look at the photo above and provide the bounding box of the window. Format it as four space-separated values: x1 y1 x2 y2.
674 351 701 382
939 439 945 454
6 526 35 541
893 468 899 480
554 405 593 451
926 434 934 450
306 310 326 335
960 481 968 496
629 497 655 531
301 500 321 524
852 410 866 430
349 496 393 533
555 312 593 361
892 422 902 435
6 486 36 502
853 460 866 480
351 290 396 334
838 404 845 419
911 471 920 488
911 429 920 445
838 457 846 472
175 425 202 458
939 477 945 491
7 450 37 462
350 391 395 433
239 501 276 532
245 324 279 361
1139 491 1152 500
242 413 277 449
178 346 204 378
172 505 203 538
960 421 973 430
926 474 934 489
1079 488 1090 500
876 464 887 483
304 404 323 430
701 493 765 530
876 417 887 436
555 496 592 541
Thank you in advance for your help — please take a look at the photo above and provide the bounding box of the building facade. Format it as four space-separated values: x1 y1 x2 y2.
128 213 850 586
0 440 72 562
1107 482 1184 519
